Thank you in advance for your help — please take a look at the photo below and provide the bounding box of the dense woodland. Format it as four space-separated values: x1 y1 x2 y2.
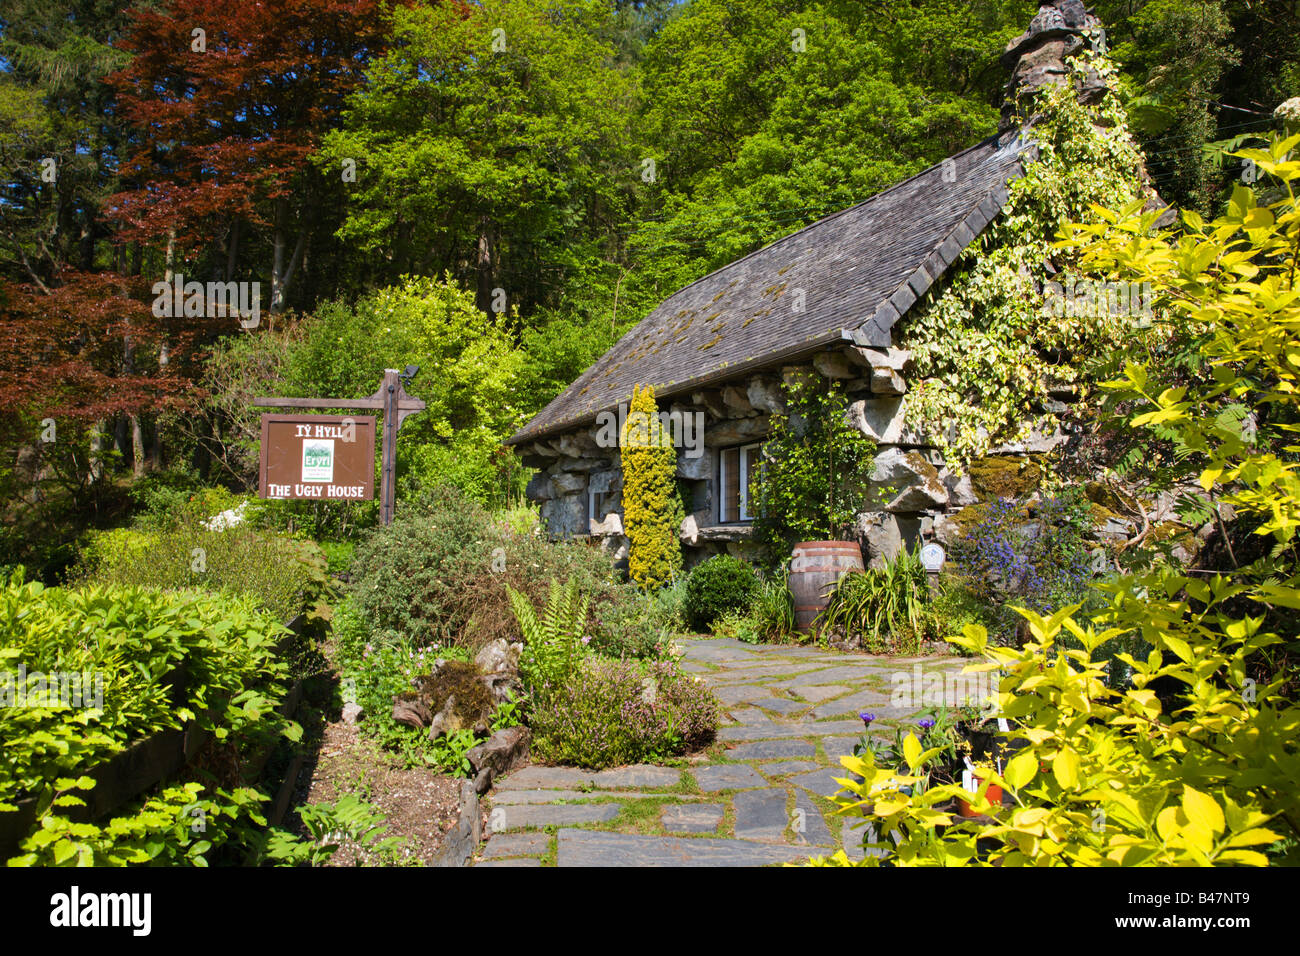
1 0 1298 575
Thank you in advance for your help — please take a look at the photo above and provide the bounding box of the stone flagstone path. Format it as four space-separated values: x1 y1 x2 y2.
472 636 967 867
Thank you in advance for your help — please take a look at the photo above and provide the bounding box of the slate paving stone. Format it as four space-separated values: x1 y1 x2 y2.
793 684 852 703
717 719 862 741
496 766 599 790
788 766 861 798
475 857 543 867
492 789 694 805
725 740 816 760
758 760 821 777
497 764 678 791
556 829 819 867
783 666 886 689
693 764 767 791
811 688 896 719
592 765 682 789
723 706 769 727
733 788 791 842
753 697 810 717
793 790 835 847
713 684 769 706
494 803 621 829
661 804 725 834
481 831 550 859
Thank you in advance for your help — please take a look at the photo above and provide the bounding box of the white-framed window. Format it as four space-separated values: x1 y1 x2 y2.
588 471 617 528
718 442 762 523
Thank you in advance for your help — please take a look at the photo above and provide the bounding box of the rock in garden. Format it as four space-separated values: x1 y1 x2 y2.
428 694 464 740
475 639 522 676
466 726 532 781
392 696 432 729
341 701 364 725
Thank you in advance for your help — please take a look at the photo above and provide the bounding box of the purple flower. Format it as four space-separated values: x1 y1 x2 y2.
917 718 936 730
859 712 876 726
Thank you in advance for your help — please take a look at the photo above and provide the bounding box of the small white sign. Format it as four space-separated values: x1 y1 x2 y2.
301 438 335 483
920 542 945 572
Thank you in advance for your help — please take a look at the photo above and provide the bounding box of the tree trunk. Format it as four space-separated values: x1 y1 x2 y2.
476 216 497 314
270 199 306 313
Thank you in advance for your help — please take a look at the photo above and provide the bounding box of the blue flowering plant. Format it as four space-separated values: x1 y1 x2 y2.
950 487 1096 643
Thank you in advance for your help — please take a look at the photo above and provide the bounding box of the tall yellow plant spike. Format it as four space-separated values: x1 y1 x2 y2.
621 384 683 590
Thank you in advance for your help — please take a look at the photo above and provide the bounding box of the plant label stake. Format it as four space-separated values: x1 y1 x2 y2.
255 369 425 524
920 542 945 595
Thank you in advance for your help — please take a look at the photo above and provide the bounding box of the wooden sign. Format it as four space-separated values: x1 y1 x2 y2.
259 414 376 500
255 369 426 523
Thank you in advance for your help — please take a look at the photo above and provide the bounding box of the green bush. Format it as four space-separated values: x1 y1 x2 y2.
527 658 720 769
751 375 877 568
347 486 656 652
589 579 686 659
0 571 298 865
73 523 327 624
683 555 761 631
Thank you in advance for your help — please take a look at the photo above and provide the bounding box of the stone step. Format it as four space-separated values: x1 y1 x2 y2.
556 829 829 867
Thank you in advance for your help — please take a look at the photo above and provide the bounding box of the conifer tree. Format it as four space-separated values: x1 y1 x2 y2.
621 384 683 590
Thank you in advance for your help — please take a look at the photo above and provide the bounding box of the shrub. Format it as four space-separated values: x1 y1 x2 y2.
820 547 930 653
347 486 636 652
683 555 760 631
751 374 876 568
528 658 720 769
73 523 326 624
589 579 687 659
750 575 798 643
814 133 1300 868
621 384 684 590
1 571 297 865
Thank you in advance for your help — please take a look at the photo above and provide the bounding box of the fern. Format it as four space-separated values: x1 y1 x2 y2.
508 578 590 698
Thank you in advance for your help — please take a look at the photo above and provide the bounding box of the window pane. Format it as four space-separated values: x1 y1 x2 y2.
743 445 760 520
722 447 740 522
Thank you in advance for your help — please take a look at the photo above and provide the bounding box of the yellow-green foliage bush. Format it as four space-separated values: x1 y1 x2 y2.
814 134 1300 867
621 384 683 590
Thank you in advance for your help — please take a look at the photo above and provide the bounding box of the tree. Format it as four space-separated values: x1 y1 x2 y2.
316 0 638 315
815 134 1300 867
630 0 1023 293
621 384 682 590
107 0 411 312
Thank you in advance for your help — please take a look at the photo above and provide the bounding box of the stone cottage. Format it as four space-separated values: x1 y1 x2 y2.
505 1 1168 568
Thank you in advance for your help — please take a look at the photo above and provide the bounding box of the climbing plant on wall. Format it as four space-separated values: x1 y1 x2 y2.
899 53 1183 470
621 384 684 590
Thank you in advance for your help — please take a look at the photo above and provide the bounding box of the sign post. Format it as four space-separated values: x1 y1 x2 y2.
255 368 425 524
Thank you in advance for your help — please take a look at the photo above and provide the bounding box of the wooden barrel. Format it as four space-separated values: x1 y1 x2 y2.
789 540 865 633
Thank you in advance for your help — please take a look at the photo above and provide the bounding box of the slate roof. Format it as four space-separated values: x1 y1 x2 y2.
507 131 1033 446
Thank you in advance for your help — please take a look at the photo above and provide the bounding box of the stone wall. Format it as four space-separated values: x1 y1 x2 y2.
514 338 1100 569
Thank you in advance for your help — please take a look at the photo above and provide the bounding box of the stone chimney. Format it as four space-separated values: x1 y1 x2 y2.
999 0 1108 133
